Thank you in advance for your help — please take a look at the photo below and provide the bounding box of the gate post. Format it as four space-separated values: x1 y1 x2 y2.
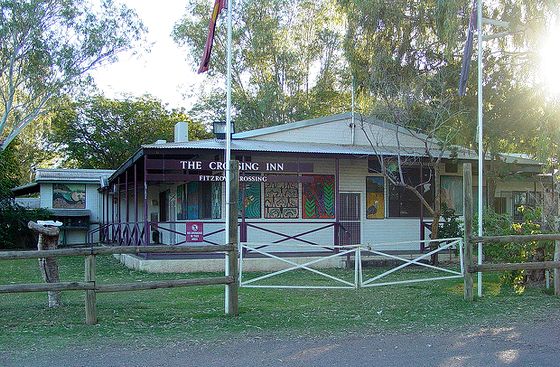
463 163 474 301
226 160 239 316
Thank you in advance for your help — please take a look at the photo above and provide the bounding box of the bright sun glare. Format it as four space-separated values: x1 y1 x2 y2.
539 23 560 97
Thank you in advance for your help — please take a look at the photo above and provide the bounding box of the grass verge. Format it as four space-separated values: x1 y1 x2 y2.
1 255 559 354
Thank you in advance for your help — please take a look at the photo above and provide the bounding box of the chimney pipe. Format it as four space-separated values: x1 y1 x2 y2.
174 121 189 143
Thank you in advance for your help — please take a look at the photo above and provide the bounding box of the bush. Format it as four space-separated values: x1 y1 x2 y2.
438 205 463 239
481 207 553 291
0 202 52 249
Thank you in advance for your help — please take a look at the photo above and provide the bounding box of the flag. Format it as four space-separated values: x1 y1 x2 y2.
198 0 227 74
458 0 477 96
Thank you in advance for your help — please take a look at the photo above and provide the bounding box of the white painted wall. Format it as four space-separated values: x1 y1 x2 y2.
248 118 427 148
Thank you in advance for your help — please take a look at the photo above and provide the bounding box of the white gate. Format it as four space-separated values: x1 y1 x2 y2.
238 238 463 289
360 238 464 287
239 243 361 289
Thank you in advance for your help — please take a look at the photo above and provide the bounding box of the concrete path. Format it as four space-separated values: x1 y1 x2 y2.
3 316 560 367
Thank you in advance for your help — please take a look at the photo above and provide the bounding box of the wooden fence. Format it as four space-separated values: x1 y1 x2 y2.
462 163 560 300
0 244 239 325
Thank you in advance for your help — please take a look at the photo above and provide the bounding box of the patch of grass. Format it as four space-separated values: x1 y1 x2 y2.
1 256 559 354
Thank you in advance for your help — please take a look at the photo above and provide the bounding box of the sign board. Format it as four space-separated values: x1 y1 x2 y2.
145 159 313 173
186 222 204 242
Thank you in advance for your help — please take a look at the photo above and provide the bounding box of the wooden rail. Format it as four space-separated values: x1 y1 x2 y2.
462 163 560 300
0 244 238 325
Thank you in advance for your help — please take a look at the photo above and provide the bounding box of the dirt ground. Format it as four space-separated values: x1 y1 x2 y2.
3 312 560 367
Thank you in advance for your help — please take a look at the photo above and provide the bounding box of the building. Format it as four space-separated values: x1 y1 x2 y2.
12 169 114 245
98 112 550 263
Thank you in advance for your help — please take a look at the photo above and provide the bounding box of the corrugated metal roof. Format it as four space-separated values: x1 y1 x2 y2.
11 182 40 196
144 138 420 156
35 169 115 183
142 138 543 167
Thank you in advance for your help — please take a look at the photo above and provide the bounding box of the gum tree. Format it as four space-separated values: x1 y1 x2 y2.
0 0 146 150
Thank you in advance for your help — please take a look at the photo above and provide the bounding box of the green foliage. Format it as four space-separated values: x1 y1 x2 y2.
1 145 52 249
0 0 146 150
0 145 20 202
49 95 211 169
480 207 553 292
438 205 463 240
0 203 52 249
173 0 350 131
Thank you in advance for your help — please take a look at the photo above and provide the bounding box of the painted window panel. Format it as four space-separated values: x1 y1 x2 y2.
441 176 463 215
211 181 222 219
264 182 299 219
53 184 86 209
366 176 385 219
239 181 261 218
177 185 185 220
302 175 335 219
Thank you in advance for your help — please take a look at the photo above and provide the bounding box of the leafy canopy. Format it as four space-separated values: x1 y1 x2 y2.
173 0 350 131
0 0 146 150
49 95 211 169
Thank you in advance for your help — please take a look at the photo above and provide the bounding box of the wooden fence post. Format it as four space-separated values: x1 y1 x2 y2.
85 255 97 325
463 163 474 301
555 240 560 296
226 160 239 316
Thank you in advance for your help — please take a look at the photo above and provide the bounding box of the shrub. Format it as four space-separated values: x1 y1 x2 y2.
0 202 53 249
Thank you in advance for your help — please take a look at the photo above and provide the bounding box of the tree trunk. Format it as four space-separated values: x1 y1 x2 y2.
28 221 61 308
430 165 441 265
528 246 546 286
430 214 440 265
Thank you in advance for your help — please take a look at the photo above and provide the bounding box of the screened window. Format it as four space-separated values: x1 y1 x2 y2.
388 167 434 218
177 182 221 220
512 191 541 221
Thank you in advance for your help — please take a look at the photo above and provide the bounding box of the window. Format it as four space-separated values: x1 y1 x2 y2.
239 180 261 218
493 197 507 215
512 191 542 221
53 184 86 209
264 182 299 219
366 176 385 219
441 176 463 215
177 182 221 220
388 167 434 218
302 175 335 219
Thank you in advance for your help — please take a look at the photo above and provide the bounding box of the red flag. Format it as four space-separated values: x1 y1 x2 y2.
198 0 227 74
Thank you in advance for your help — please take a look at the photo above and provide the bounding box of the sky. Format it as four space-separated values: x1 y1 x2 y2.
90 0 205 109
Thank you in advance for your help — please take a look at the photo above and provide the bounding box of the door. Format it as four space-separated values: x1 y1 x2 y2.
339 193 361 245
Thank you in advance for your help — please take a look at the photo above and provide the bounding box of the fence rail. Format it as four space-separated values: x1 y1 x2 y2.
462 163 560 300
0 244 238 325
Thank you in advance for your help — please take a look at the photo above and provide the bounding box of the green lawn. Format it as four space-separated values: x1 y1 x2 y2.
1 255 559 353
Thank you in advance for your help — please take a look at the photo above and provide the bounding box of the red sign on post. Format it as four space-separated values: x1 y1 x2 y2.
186 222 204 242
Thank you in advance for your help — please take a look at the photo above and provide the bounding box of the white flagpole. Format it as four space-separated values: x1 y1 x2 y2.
477 0 484 298
224 0 233 312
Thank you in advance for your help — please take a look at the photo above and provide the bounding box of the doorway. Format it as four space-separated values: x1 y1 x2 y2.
339 193 361 245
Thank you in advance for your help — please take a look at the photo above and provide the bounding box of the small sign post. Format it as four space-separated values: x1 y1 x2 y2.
186 222 204 242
